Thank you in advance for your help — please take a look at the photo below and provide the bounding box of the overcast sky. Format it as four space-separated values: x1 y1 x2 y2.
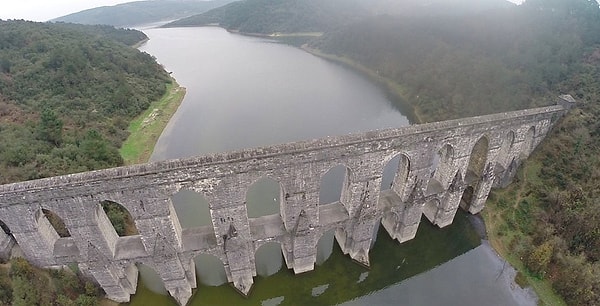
1 0 527 22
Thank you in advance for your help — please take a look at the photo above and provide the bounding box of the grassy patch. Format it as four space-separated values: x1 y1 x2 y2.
484 168 567 306
119 80 186 164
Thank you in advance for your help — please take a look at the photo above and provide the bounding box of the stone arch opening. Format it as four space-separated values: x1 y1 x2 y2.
521 126 536 159
42 208 70 237
317 228 337 265
137 263 168 295
255 241 283 277
246 177 282 219
427 144 455 194
465 136 490 184
497 131 515 171
171 189 211 229
460 186 475 210
100 201 138 237
381 153 410 195
422 198 441 224
193 253 227 286
319 165 350 205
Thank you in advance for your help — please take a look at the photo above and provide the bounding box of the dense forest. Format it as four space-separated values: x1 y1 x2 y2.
53 0 236 27
0 20 172 305
168 0 600 305
0 20 171 184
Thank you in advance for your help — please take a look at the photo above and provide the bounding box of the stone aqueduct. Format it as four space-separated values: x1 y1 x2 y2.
0 96 574 305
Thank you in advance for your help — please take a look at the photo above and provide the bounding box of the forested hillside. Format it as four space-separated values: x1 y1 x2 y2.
53 0 235 27
310 0 600 122
164 0 513 33
0 20 171 184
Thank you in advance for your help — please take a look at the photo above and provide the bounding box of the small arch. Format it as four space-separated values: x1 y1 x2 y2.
381 153 410 193
194 253 227 286
254 241 283 276
137 263 168 295
319 165 350 205
171 190 211 228
42 208 70 237
465 136 490 183
316 228 336 265
100 201 139 236
246 177 282 219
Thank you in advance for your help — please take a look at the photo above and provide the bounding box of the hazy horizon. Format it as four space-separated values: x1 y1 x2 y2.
2 0 526 22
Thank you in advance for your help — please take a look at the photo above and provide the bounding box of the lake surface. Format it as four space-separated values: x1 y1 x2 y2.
130 26 534 305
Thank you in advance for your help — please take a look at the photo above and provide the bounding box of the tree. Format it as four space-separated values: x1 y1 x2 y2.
37 108 63 146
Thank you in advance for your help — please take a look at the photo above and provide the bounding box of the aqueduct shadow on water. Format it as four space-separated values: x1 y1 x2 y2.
0 96 576 305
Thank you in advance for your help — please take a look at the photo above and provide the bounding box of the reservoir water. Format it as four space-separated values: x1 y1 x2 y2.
129 26 535 305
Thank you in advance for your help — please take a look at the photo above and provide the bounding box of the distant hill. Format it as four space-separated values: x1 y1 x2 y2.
52 0 235 27
164 0 368 33
164 0 514 33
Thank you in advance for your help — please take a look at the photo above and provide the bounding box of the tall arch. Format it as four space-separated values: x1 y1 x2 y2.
381 153 410 196
319 165 351 205
100 200 139 236
137 263 168 294
316 228 336 265
246 177 282 219
171 189 211 228
460 186 475 210
497 131 515 170
465 136 490 184
193 253 227 286
254 241 283 276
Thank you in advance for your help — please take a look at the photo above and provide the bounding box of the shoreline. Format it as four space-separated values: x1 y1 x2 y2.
119 79 186 165
300 45 422 124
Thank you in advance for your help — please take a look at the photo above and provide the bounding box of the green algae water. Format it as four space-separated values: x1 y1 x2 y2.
128 212 480 305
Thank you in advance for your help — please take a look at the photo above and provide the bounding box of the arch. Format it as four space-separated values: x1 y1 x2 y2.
465 136 490 184
100 200 139 236
254 241 283 276
316 228 336 265
521 126 536 158
497 131 515 170
193 253 227 286
381 153 410 194
246 177 282 219
42 208 70 237
319 165 351 205
137 263 168 295
171 190 211 228
460 186 475 210
422 198 441 224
